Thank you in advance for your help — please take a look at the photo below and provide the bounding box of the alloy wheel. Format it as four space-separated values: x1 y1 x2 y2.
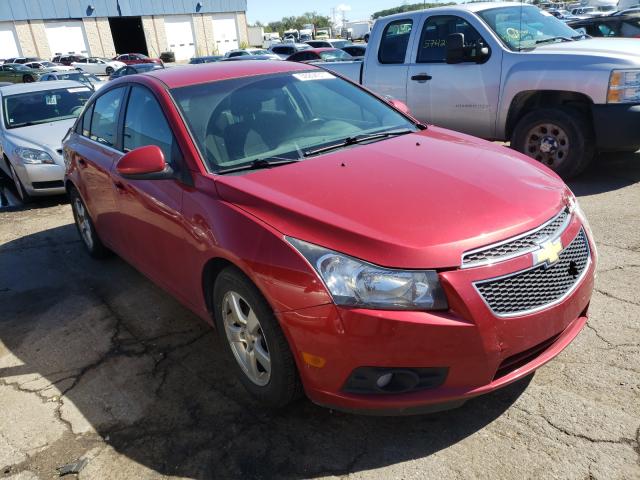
221 291 271 386
524 123 570 169
73 197 94 250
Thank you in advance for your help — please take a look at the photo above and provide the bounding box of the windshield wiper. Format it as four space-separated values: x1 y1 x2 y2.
571 33 591 40
303 129 414 158
535 36 573 45
216 157 301 174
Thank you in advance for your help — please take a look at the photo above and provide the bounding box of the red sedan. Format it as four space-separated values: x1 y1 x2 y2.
287 47 353 63
113 53 163 66
63 61 595 414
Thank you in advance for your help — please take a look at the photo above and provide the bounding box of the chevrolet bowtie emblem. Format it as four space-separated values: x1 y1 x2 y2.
534 239 563 266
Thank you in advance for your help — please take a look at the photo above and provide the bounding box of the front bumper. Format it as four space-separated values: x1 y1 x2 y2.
13 162 65 196
592 104 640 152
278 217 595 415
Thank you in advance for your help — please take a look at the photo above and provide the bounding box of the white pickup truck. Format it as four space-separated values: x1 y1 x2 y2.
324 2 640 177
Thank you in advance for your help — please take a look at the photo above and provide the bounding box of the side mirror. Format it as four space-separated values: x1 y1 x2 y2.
446 33 465 64
385 97 412 115
116 145 173 180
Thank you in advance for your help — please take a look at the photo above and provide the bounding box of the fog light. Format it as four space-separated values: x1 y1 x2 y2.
376 372 393 388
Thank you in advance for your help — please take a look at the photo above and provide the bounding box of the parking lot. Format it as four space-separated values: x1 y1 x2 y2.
0 151 638 480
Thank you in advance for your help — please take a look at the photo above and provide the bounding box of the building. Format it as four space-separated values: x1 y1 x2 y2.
0 0 249 61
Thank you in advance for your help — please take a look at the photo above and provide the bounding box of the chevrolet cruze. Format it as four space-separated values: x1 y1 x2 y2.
63 61 595 414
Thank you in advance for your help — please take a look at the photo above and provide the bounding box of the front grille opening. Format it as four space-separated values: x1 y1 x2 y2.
32 180 64 190
494 333 561 380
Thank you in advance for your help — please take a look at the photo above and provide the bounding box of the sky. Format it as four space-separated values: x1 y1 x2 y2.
246 0 445 25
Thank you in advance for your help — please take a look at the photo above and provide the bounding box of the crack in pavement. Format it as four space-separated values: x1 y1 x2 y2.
584 323 638 350
593 288 640 307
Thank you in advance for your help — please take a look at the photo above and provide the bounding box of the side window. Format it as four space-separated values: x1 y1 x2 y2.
379 19 413 64
417 15 485 63
123 86 178 166
89 87 126 147
81 103 95 136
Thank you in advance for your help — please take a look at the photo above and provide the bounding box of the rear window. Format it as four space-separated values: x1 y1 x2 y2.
378 19 413 64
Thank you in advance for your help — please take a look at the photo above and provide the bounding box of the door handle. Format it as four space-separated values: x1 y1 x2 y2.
411 73 432 82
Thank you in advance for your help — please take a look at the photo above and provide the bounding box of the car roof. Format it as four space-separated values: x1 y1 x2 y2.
0 80 86 95
146 60 315 89
380 1 524 19
303 48 341 53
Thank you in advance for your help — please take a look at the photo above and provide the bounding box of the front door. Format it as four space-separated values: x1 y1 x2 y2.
111 84 192 303
406 14 502 139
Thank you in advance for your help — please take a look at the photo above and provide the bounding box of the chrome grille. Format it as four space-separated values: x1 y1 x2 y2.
462 209 570 268
475 229 590 317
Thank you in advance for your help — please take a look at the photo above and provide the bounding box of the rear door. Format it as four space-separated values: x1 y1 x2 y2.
406 13 502 138
68 86 129 254
363 17 416 103
111 84 192 299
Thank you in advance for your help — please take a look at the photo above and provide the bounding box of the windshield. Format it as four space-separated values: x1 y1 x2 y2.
478 5 581 50
330 40 352 48
320 49 352 61
3 86 92 129
251 49 269 55
53 72 101 84
171 71 417 172
10 64 31 71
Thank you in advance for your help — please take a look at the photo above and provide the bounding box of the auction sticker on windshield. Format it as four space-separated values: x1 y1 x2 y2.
293 71 335 81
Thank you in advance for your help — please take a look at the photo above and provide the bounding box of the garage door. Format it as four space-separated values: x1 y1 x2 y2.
164 15 196 61
0 22 20 59
45 21 89 56
212 15 239 55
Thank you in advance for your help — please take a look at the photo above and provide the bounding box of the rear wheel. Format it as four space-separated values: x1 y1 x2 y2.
105 66 114 75
22 75 34 83
511 107 594 179
69 188 110 258
213 267 302 407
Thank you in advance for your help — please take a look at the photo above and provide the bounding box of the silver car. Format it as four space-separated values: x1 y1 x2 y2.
0 81 92 201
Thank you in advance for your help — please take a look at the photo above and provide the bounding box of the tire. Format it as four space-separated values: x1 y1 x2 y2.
364 33 370 43
69 187 110 258
511 107 594 179
9 163 31 203
22 75 34 83
105 66 114 75
213 266 302 408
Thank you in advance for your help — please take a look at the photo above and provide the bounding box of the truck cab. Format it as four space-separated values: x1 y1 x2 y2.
325 2 640 178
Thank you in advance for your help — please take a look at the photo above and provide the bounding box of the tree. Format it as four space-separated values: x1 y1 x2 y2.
265 12 332 36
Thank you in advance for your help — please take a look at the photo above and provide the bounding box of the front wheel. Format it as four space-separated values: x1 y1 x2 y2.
22 75 34 83
511 107 594 179
213 267 302 407
69 188 110 258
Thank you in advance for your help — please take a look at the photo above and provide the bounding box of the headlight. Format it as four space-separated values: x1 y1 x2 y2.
607 69 640 104
286 237 448 310
14 147 54 165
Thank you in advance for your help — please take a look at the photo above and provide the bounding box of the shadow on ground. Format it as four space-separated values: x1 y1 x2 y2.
0 222 531 478
568 150 640 196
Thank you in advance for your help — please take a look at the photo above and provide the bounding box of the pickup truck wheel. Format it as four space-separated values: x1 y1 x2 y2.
511 108 594 179
213 266 303 408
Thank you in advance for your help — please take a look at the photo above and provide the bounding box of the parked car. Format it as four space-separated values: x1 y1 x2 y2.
72 57 126 76
324 2 640 178
24 61 75 72
341 44 367 58
40 71 105 91
189 56 224 64
225 48 280 60
113 53 164 66
0 64 42 83
108 63 165 80
0 81 92 201
286 48 353 63
306 39 353 48
52 55 87 66
221 55 278 62
567 13 640 37
63 61 595 414
5 57 43 65
611 7 640 15
269 43 311 59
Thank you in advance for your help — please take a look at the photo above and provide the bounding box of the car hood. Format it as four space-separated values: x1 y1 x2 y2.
535 38 640 63
215 127 570 269
5 119 75 162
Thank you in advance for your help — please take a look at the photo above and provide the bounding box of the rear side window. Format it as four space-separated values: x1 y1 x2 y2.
89 87 126 147
123 85 178 166
417 16 485 63
378 19 413 64
81 103 94 136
